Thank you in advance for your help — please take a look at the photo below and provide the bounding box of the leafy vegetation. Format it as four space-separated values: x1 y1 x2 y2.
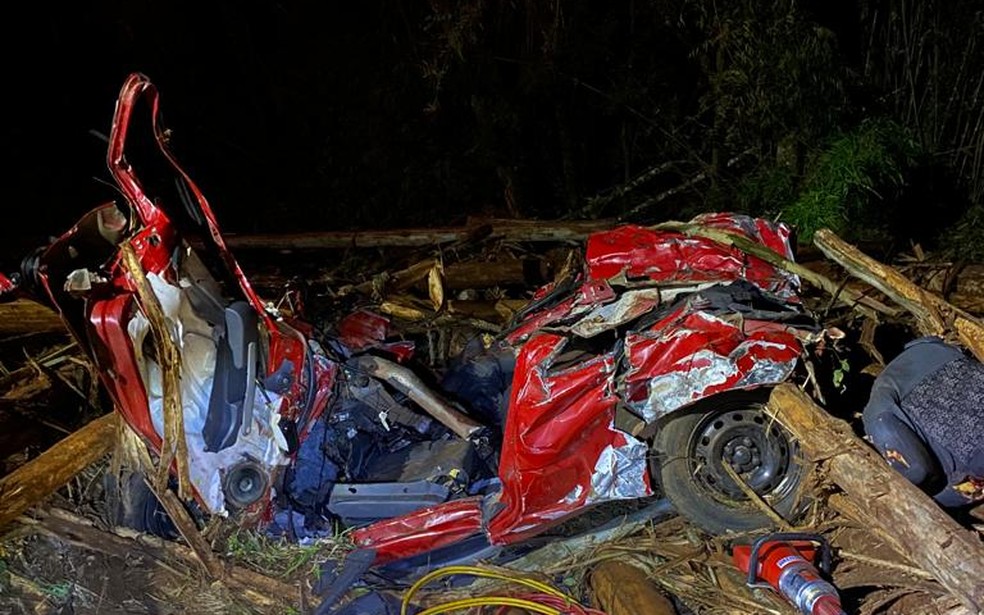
407 0 980 252
779 119 921 241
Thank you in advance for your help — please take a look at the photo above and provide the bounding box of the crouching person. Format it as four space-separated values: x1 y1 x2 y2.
862 336 984 507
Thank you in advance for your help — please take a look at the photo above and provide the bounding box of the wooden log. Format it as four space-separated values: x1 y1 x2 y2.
252 256 550 296
25 507 301 609
223 218 614 251
813 229 984 361
0 412 117 529
447 299 529 323
766 384 984 612
442 259 550 290
0 298 66 336
590 560 678 615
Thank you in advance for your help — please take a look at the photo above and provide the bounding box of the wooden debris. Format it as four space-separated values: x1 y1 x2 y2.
589 560 678 615
0 298 66 336
253 255 554 296
122 243 192 498
0 343 77 398
23 507 301 610
814 228 984 361
766 384 984 612
156 485 226 580
0 412 117 529
224 217 614 250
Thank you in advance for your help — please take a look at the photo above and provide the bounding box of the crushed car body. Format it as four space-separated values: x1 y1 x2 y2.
17 73 821 575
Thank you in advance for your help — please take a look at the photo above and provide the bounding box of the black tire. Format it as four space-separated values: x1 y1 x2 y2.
653 389 805 535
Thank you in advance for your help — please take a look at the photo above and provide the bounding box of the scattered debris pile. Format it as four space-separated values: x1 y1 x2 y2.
2 74 983 615
2 215 983 614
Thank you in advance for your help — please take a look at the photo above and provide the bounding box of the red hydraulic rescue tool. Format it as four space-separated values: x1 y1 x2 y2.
732 533 846 615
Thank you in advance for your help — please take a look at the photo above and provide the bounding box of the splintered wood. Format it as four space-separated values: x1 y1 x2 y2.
767 384 984 612
121 243 193 499
814 229 984 361
0 413 117 529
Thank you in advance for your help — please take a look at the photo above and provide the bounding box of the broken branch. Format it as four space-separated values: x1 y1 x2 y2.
813 228 984 361
0 412 118 529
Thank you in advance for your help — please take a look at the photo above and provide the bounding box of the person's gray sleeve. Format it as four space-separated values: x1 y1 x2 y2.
864 413 942 488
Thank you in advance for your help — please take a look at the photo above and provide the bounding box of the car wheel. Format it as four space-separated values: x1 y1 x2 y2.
653 389 806 535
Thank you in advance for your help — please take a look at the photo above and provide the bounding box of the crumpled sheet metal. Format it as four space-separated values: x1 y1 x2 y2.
505 295 578 344
587 440 652 505
350 497 485 564
569 288 663 338
488 333 652 544
129 273 289 515
623 308 801 423
585 213 799 299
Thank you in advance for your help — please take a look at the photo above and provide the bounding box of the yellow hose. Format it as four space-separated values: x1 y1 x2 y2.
401 565 585 615
414 596 561 615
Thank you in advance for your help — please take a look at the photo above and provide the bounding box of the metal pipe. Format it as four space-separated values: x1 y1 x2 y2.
354 355 484 439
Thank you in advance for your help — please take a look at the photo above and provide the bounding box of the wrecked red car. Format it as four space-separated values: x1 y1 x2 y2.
16 73 821 576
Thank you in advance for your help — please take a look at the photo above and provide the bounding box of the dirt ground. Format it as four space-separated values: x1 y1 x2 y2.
2 487 981 615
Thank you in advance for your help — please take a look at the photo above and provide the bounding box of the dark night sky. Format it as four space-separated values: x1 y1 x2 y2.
4 2 436 269
0 0 931 274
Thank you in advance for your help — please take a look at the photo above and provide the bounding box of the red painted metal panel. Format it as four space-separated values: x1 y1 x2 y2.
350 497 485 564
488 333 651 544
87 294 160 447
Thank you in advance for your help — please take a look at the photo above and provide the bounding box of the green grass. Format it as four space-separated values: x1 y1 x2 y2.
224 528 352 581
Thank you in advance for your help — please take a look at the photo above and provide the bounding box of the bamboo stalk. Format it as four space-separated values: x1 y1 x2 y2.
813 228 984 361
121 244 192 498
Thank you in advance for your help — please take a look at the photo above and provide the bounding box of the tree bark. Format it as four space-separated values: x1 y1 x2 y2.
767 384 984 613
224 217 614 250
813 229 984 361
0 412 117 529
0 299 65 336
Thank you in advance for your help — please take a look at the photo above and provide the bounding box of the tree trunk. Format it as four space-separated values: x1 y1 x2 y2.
767 384 984 613
223 217 614 250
